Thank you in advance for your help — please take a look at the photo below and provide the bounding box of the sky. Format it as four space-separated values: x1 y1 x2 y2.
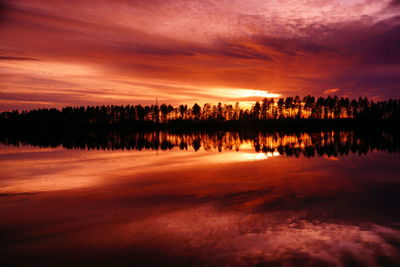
0 0 400 110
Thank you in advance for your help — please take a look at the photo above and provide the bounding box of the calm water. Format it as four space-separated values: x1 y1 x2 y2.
1 131 400 266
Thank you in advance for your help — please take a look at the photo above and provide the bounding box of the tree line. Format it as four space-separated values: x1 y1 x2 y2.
1 95 399 126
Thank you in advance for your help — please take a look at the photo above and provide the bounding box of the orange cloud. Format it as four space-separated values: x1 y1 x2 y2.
323 88 340 95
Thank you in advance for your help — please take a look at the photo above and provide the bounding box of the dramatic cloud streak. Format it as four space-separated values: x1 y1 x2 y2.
0 0 399 110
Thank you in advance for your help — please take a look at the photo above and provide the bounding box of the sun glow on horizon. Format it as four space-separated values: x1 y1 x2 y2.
234 89 281 99
209 88 281 99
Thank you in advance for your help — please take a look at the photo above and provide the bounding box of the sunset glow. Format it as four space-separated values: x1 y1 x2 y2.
1 2 400 265
1 0 400 110
211 88 281 99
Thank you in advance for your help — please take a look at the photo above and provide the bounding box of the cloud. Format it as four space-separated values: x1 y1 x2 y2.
0 56 39 61
389 0 400 6
324 88 340 95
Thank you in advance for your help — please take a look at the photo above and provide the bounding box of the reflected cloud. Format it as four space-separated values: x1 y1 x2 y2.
124 206 400 266
0 144 279 193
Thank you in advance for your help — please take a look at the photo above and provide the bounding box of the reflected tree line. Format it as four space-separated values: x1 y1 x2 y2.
1 96 400 125
2 131 399 157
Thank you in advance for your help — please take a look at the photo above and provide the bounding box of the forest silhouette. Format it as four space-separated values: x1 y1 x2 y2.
1 96 400 132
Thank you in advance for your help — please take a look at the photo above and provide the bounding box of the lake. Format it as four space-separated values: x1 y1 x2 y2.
1 130 400 266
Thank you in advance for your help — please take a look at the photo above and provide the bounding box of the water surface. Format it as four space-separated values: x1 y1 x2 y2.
1 131 400 266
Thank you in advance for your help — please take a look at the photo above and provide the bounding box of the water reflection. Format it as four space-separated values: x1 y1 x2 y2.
1 131 400 266
2 130 400 157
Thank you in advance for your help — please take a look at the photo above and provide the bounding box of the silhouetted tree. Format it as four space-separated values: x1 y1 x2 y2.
192 103 201 120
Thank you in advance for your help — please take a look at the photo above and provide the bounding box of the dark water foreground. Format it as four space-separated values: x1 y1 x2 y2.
1 130 400 266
